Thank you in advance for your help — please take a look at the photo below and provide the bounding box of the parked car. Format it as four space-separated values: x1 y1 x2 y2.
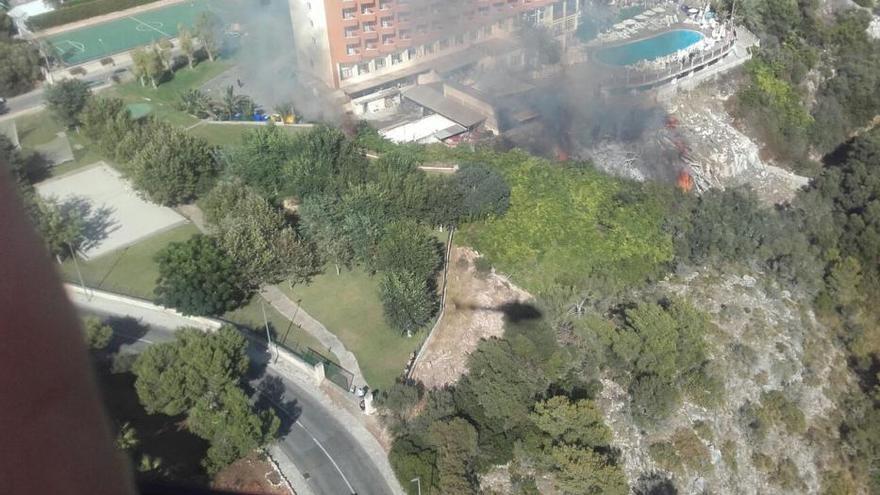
0 97 7 114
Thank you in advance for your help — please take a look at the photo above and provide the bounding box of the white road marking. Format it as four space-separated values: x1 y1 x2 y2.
127 16 171 37
296 422 356 495
260 381 357 494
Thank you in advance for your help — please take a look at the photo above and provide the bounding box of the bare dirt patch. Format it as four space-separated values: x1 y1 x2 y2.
411 245 531 389
212 452 292 495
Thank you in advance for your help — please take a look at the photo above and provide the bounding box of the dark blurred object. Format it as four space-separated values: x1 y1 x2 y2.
139 481 258 495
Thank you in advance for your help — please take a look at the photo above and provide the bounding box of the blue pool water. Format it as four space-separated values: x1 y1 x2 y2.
596 30 704 66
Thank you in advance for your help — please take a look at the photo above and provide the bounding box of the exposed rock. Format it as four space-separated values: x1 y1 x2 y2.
598 270 852 494
869 16 880 40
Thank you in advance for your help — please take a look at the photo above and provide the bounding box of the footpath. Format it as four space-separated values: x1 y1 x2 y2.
67 284 404 495
177 203 370 389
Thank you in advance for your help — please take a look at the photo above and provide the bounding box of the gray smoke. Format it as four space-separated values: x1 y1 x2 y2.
206 0 343 122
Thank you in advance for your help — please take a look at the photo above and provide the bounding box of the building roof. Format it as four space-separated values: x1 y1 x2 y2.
380 114 466 144
8 0 53 20
403 85 485 128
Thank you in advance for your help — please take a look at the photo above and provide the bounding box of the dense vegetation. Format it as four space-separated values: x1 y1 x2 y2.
721 0 880 167
131 327 279 473
460 150 675 293
0 12 41 97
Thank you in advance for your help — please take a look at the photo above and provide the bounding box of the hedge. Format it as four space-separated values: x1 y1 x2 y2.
29 0 162 31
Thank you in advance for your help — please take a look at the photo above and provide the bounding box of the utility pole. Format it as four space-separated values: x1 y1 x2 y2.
410 477 421 495
261 299 276 363
68 242 90 300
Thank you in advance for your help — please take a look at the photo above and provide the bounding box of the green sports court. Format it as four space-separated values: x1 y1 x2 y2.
44 0 211 66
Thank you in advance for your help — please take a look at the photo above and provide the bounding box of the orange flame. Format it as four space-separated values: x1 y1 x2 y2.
677 170 694 193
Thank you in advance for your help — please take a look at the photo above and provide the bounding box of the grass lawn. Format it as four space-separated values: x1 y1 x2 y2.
59 223 200 300
106 61 231 127
222 298 338 364
186 123 310 147
14 111 107 178
281 267 422 390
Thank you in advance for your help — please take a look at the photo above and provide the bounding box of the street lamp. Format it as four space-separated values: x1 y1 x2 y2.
410 477 421 495
260 299 277 363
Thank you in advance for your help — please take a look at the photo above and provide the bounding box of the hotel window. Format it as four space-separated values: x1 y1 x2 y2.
400 29 411 39
366 40 377 50
382 34 395 45
343 8 356 18
375 57 386 69
362 4 374 14
363 22 376 32
379 0 391 10
345 26 358 37
381 17 393 27
359 63 370 73
391 53 402 64
346 44 359 55
341 65 353 79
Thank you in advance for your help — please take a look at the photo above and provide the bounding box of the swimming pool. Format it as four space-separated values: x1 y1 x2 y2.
596 30 704 66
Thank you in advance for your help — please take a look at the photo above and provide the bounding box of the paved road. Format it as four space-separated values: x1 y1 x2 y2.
2 70 122 119
77 298 394 495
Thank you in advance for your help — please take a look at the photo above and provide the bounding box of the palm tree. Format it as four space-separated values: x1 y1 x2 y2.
177 89 212 118
217 85 251 120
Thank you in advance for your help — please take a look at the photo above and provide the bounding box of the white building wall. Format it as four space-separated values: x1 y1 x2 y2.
289 0 335 87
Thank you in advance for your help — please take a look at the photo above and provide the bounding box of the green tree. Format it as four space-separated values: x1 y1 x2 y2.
195 12 222 62
379 270 436 336
0 11 15 40
178 25 196 68
298 194 354 274
549 445 628 495
453 163 511 220
82 316 113 350
204 180 319 286
80 97 135 159
226 125 297 200
428 418 479 495
34 197 87 261
0 40 42 96
154 235 250 316
45 79 92 129
188 384 280 473
176 88 212 119
531 396 611 449
375 220 442 281
282 125 370 199
132 326 249 415
129 123 218 205
389 436 440 495
130 46 164 88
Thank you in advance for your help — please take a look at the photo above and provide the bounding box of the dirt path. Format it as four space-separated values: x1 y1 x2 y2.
410 245 531 388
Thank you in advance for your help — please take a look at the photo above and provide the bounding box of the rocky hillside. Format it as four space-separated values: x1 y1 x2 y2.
599 269 853 494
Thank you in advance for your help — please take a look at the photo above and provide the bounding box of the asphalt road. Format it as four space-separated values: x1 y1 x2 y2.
79 304 392 495
2 70 121 118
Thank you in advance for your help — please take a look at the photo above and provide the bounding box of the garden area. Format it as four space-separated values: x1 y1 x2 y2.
281 267 421 390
